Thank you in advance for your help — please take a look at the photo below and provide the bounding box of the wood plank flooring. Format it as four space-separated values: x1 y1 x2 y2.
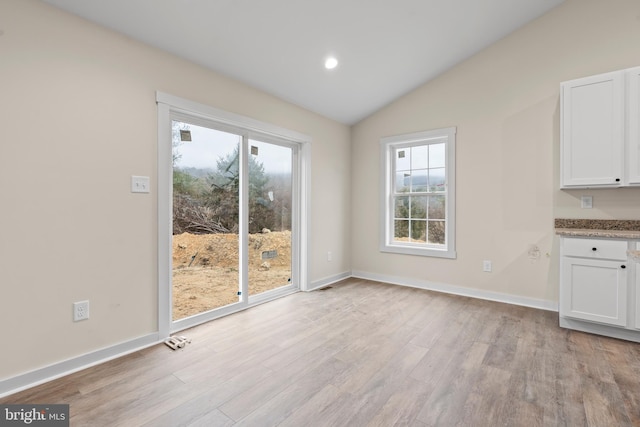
3 278 640 426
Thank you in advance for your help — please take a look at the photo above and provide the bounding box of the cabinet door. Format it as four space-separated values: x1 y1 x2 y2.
627 67 640 184
560 257 627 326
561 71 625 188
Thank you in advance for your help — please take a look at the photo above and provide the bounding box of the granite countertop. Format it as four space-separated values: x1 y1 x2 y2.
555 228 640 238
555 219 640 239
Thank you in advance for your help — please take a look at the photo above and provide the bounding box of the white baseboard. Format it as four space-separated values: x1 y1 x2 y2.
0 333 161 399
351 270 558 312
308 271 352 292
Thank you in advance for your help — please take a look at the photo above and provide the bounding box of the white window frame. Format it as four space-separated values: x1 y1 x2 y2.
380 127 456 259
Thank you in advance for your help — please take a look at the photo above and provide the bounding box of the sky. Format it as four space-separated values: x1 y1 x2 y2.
173 121 292 174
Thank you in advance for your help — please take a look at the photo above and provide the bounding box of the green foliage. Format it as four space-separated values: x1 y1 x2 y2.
172 142 292 235
393 195 447 244
204 147 277 234
394 196 426 241
173 169 199 196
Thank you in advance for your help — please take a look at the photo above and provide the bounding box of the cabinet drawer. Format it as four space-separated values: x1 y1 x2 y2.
562 238 628 260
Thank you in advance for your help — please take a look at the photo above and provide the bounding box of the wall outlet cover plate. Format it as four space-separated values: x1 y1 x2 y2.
581 196 593 209
131 175 150 193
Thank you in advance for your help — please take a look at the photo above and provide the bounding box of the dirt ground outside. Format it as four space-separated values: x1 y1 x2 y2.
172 231 292 319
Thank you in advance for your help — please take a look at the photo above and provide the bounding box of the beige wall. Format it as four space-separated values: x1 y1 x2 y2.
351 0 640 304
3 0 640 389
0 0 351 380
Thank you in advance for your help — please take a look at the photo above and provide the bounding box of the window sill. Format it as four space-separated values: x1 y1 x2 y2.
380 244 457 259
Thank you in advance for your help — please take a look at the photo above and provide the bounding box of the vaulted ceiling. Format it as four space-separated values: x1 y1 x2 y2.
42 0 565 124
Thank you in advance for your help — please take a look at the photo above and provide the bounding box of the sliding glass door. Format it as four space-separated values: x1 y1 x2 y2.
168 112 300 328
172 120 243 320
247 138 294 299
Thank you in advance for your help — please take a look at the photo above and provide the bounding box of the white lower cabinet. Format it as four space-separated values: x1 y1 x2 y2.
559 237 640 341
560 256 627 326
636 242 640 330
636 261 640 329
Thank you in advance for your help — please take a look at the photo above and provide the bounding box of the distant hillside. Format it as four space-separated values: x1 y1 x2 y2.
176 166 215 178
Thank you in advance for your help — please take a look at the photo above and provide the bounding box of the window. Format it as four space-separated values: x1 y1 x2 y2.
380 127 456 258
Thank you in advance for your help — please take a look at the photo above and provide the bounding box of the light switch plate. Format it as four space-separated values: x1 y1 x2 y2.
131 176 150 193
581 196 593 209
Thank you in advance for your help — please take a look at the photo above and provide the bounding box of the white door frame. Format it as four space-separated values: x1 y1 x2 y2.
156 92 311 337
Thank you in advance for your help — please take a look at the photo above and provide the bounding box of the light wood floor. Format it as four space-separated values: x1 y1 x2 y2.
3 278 640 426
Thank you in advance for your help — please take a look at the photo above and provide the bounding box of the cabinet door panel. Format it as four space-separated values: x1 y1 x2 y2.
561 71 624 187
561 257 627 326
627 67 640 184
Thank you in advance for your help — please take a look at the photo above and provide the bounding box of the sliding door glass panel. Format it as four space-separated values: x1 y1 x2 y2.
172 120 241 320
247 139 293 296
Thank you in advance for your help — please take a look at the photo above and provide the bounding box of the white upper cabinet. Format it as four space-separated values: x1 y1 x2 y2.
561 70 625 188
626 67 640 184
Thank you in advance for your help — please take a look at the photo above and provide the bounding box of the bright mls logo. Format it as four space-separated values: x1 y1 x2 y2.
0 405 69 426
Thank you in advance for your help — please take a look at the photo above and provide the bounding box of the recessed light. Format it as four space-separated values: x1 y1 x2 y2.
324 57 338 70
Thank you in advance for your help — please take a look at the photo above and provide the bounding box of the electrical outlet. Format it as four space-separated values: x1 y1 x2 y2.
73 300 90 322
483 260 492 272
327 251 332 262
581 196 593 209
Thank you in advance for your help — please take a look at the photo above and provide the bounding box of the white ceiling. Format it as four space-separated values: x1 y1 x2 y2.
42 0 565 125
